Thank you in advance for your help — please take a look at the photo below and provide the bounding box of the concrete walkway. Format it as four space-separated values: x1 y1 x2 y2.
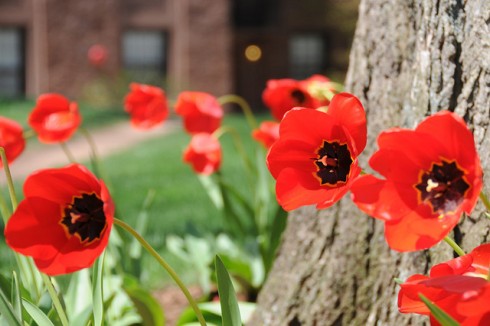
4 119 179 183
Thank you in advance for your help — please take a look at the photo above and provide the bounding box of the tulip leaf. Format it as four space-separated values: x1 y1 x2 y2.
129 188 156 260
419 294 459 326
10 271 22 322
64 269 92 325
198 175 224 210
22 299 54 326
92 252 105 326
264 206 287 274
0 285 22 326
218 177 255 219
215 255 242 326
393 278 404 285
177 301 255 325
217 176 253 237
0 274 11 299
123 275 165 326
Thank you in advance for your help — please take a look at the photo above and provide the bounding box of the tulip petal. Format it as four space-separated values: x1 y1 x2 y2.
326 93 367 153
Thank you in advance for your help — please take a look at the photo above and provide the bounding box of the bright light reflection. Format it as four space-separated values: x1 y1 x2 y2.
245 44 262 62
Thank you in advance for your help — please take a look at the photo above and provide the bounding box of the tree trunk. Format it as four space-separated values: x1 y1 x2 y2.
249 0 490 325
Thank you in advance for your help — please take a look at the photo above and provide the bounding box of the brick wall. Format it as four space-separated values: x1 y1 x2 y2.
45 0 121 98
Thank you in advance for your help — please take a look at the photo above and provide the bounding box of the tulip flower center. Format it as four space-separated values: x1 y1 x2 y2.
314 140 352 185
415 160 469 214
291 89 307 104
61 193 106 243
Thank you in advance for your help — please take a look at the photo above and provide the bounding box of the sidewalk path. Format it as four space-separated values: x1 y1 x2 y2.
5 120 179 183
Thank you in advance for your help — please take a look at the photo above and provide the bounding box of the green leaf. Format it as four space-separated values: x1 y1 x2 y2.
65 269 93 323
264 206 287 274
92 252 105 326
218 177 255 220
0 285 22 326
177 301 255 326
198 174 224 210
218 254 253 288
10 271 22 322
176 304 222 326
198 302 255 324
254 149 272 220
22 299 55 326
419 294 459 326
129 189 156 260
123 275 165 326
0 274 12 299
217 177 252 238
215 255 242 326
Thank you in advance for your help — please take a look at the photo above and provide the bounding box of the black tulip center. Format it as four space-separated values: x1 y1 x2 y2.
415 160 469 214
61 193 106 243
291 89 307 104
314 141 352 185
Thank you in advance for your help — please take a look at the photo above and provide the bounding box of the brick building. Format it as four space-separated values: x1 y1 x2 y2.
0 0 357 107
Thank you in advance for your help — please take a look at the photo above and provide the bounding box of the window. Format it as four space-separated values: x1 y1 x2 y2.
122 30 167 84
0 27 25 98
289 34 325 79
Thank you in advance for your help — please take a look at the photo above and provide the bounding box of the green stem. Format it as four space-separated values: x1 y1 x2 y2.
218 94 258 130
79 127 104 177
0 189 11 224
213 126 255 175
60 143 77 163
41 274 69 326
26 257 41 301
79 127 99 162
0 147 18 211
313 81 344 102
22 129 36 140
444 236 465 257
479 192 490 212
114 218 207 326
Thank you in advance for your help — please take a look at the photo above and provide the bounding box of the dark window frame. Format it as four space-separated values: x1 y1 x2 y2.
0 26 26 98
121 28 168 84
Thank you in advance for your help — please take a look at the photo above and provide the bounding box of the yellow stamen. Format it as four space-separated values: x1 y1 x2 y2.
426 179 439 192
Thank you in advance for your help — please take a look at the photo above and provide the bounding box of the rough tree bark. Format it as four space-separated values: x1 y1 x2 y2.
249 0 490 325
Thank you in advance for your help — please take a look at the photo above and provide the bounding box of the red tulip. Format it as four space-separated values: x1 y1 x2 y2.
87 44 108 67
266 93 366 211
175 92 223 134
183 133 221 175
351 111 483 252
398 243 490 325
251 121 280 149
262 78 328 121
28 94 81 143
124 83 169 130
300 74 337 103
0 117 25 167
5 164 114 275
